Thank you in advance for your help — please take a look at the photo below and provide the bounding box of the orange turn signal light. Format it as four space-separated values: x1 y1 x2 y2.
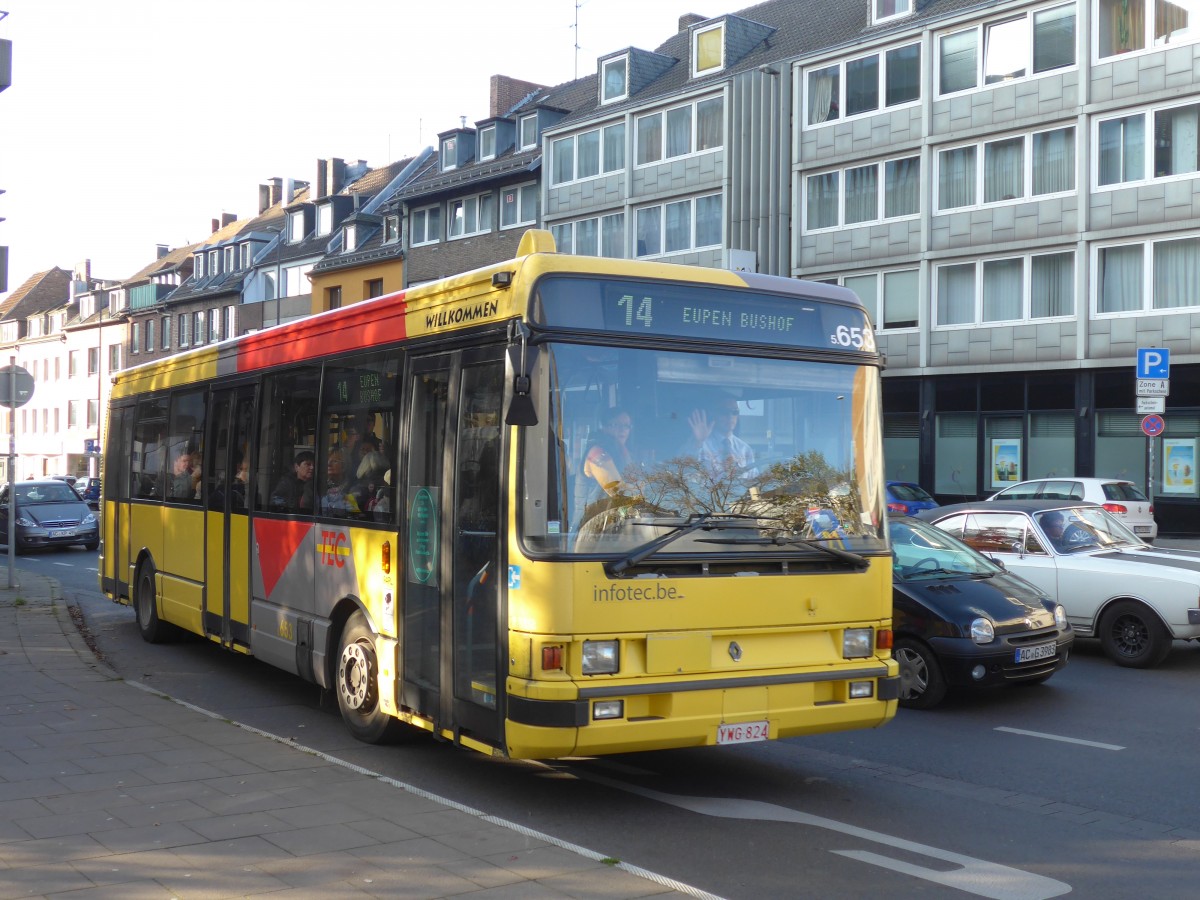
382 541 391 575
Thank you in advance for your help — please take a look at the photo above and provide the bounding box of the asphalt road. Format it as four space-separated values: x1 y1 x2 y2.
20 548 1200 900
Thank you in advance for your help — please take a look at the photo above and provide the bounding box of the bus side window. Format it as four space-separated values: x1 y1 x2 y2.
132 397 169 500
258 367 321 514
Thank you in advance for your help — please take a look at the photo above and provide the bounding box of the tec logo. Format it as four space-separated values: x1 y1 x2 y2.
318 530 350 568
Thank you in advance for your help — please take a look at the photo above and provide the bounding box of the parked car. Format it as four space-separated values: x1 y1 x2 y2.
920 499 1200 668
889 516 1071 708
49 474 79 487
886 481 939 517
0 479 100 552
986 477 1156 541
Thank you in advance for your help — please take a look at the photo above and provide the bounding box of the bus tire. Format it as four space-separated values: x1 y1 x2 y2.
336 610 402 743
134 562 172 644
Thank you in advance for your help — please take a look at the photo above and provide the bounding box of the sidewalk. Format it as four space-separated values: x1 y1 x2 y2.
0 573 709 899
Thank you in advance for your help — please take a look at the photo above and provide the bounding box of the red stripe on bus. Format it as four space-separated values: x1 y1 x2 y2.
236 293 408 371
254 519 315 597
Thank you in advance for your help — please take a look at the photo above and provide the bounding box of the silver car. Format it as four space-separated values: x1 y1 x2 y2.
986 477 1157 541
922 499 1200 669
0 479 100 552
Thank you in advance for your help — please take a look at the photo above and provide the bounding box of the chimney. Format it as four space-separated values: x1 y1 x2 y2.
74 259 92 282
490 74 546 117
221 212 237 228
317 158 346 198
679 13 706 31
156 244 169 259
270 177 282 206
258 184 271 213
211 218 220 233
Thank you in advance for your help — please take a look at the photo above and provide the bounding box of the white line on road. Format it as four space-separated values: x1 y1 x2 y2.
995 726 1124 750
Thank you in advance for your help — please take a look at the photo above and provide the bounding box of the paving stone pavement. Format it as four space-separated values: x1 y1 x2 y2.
0 571 713 899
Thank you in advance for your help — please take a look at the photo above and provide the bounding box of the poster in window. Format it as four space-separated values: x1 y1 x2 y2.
990 438 1021 488
1162 438 1197 496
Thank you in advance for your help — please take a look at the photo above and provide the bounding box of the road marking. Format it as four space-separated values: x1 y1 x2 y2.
995 726 1125 751
588 776 1070 900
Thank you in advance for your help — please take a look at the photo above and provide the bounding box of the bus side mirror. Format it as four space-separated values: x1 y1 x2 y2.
504 341 539 427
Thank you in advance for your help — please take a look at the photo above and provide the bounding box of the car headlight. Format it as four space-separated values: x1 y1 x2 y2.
581 640 619 675
843 627 873 659
1053 604 1067 629
970 617 995 645
83 513 97 526
15 516 34 527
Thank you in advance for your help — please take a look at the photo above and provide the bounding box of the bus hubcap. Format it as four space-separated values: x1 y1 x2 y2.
338 643 375 710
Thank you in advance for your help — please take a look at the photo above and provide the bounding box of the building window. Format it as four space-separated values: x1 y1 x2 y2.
551 214 625 258
874 0 911 24
936 250 1075 326
161 316 170 350
441 136 457 171
1100 101 1200 187
519 115 538 150
87 400 98 430
68 401 81 428
131 322 141 354
69 350 81 377
288 211 306 242
87 347 99 376
145 319 155 352
209 251 220 275
601 55 628 104
194 311 206 345
209 308 221 342
225 306 237 338
384 215 400 243
448 192 493 239
938 127 1075 210
344 224 357 252
500 182 537 229
178 313 190 348
1098 0 1194 58
284 264 311 297
366 279 384 299
635 96 724 166
240 243 252 268
844 268 920 329
317 203 333 236
692 22 724 77
224 246 235 271
1097 234 1200 314
109 345 121 370
807 41 921 125
193 253 205 279
479 125 496 160
938 4 1075 96
410 206 442 246
805 154 921 231
552 122 626 185
635 194 722 257
328 286 342 309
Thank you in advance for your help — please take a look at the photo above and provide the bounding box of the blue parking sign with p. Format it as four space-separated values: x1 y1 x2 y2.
1137 348 1170 379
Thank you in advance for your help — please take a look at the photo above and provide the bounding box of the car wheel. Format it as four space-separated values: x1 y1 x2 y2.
134 562 173 643
83 539 99 551
894 637 948 709
335 610 404 743
1099 600 1172 669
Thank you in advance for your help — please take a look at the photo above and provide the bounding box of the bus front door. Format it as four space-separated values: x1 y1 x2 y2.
403 352 505 748
203 384 256 649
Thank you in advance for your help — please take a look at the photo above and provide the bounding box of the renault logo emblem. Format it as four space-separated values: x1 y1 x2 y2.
728 641 742 662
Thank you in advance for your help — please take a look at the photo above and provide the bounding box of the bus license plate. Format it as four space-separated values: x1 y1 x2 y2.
717 720 769 745
1015 642 1055 664
49 529 75 538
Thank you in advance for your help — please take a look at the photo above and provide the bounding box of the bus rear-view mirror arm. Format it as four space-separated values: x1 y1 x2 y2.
505 323 539 427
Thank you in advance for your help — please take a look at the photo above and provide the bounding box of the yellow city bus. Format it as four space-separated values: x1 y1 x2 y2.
99 230 898 759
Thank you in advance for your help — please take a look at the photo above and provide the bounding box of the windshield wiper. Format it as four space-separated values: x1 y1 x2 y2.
604 513 760 577
724 533 868 570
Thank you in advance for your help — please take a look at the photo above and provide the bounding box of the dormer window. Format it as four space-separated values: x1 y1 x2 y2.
209 250 220 275
873 0 912 24
344 223 357 252
692 22 725 77
224 246 235 271
384 214 400 243
601 55 628 104
441 136 457 171
194 253 205 279
317 203 333 236
519 115 538 150
240 243 252 268
480 125 496 160
288 211 306 242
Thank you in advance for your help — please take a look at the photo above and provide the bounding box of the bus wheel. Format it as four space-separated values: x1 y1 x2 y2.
134 563 172 644
336 611 401 743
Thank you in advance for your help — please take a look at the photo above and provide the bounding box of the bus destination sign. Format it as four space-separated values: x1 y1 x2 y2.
535 276 875 353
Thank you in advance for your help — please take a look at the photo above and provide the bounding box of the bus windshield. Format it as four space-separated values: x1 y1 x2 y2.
521 341 887 557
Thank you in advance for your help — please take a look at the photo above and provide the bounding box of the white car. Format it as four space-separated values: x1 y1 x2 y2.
921 499 1200 669
986 477 1157 541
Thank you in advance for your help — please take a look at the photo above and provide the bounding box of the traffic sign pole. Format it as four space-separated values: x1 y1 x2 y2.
7 355 14 588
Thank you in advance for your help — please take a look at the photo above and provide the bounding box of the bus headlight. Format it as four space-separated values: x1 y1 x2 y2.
843 628 873 659
582 640 619 674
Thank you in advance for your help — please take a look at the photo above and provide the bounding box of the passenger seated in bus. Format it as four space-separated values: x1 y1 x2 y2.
270 450 315 513
355 449 389 517
576 407 640 527
321 447 362 517
170 449 195 500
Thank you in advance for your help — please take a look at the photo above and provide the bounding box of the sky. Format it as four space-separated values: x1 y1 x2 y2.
0 0 725 292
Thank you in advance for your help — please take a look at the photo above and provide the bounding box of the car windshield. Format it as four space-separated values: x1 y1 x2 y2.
16 483 82 504
1034 506 1143 552
1102 482 1149 502
520 341 887 557
889 517 1002 581
890 483 933 502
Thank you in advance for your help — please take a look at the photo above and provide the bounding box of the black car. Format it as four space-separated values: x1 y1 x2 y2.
0 479 100 552
890 516 1073 709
